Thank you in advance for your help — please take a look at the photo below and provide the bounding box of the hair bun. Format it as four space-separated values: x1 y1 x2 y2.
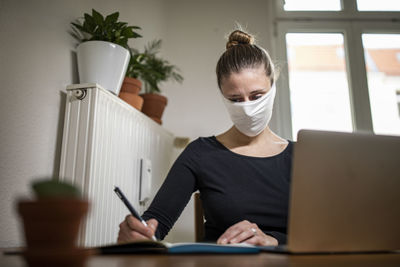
226 30 255 49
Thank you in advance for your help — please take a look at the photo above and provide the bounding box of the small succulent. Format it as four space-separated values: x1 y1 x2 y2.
32 179 81 199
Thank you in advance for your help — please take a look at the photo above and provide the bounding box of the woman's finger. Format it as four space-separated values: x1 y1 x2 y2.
228 227 258 244
118 220 136 243
241 235 260 245
125 215 154 238
217 220 252 244
118 215 158 243
217 225 241 244
118 223 134 243
128 230 150 241
147 219 158 232
244 234 278 246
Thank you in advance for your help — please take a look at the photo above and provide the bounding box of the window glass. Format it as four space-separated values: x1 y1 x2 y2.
357 0 400 11
286 33 353 139
284 0 341 11
362 34 400 136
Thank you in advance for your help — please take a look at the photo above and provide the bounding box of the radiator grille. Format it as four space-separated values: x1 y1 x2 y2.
59 84 174 247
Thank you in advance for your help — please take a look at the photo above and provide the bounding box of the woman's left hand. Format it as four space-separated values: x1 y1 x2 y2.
217 220 278 246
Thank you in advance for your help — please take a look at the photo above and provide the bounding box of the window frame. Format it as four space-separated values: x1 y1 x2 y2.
275 0 400 20
271 0 400 140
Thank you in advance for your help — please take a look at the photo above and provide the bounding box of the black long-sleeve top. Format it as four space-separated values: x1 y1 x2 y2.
142 136 293 244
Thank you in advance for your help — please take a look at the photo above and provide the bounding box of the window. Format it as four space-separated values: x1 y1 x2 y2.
362 34 400 135
284 0 341 11
397 90 400 117
286 33 353 137
273 0 400 140
357 0 400 11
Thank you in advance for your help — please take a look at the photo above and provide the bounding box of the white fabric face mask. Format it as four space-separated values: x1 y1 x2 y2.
221 85 276 137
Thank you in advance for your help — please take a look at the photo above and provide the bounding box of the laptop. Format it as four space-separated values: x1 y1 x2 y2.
263 130 400 254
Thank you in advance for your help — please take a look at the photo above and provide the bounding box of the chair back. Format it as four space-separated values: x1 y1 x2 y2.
194 192 205 242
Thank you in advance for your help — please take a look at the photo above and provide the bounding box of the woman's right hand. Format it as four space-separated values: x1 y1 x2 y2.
117 215 158 243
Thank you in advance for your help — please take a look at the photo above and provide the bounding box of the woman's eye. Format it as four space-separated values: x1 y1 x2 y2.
229 98 243 103
250 94 263 101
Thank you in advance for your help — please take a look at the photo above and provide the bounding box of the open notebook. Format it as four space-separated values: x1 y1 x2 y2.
99 240 260 254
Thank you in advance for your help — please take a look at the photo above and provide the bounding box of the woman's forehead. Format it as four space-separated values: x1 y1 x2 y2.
221 66 269 81
220 67 271 94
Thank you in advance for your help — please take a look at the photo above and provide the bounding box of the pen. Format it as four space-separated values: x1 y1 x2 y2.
114 186 157 241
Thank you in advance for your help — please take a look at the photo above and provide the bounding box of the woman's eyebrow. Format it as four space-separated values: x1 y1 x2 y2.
227 88 267 97
250 89 267 94
227 93 242 97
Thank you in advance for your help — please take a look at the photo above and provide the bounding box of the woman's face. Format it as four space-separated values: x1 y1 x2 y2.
220 66 272 103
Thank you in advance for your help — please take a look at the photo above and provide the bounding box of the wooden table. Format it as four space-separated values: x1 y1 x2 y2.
2 251 400 267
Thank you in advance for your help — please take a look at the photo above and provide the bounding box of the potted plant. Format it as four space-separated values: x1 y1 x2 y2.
118 49 146 111
17 179 90 267
70 9 142 95
138 40 184 124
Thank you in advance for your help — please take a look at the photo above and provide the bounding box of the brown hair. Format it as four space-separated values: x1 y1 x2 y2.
216 30 275 89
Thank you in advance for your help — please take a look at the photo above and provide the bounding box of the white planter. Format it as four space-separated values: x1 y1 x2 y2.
77 41 130 95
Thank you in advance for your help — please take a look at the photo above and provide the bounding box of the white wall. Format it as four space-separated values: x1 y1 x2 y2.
162 0 274 140
0 0 275 247
0 0 167 248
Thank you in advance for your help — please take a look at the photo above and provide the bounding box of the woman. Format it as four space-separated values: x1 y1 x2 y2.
118 29 293 246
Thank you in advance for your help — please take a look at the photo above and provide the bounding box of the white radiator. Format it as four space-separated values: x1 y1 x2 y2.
59 83 174 247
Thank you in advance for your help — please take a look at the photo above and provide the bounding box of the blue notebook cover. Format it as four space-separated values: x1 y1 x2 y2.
166 242 260 254
99 241 260 254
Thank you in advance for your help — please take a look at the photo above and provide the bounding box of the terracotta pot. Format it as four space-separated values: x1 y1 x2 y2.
18 199 90 267
119 77 144 111
120 77 142 94
18 198 89 249
24 248 93 267
149 116 162 125
141 93 168 125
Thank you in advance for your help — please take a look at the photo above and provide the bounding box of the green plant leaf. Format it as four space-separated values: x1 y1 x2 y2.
71 22 85 32
82 21 89 32
69 31 81 42
92 9 104 26
120 37 128 47
70 9 141 47
126 26 142 38
106 27 112 40
105 12 119 24
121 27 134 38
84 13 95 32
71 25 82 37
117 22 128 28
130 39 184 93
